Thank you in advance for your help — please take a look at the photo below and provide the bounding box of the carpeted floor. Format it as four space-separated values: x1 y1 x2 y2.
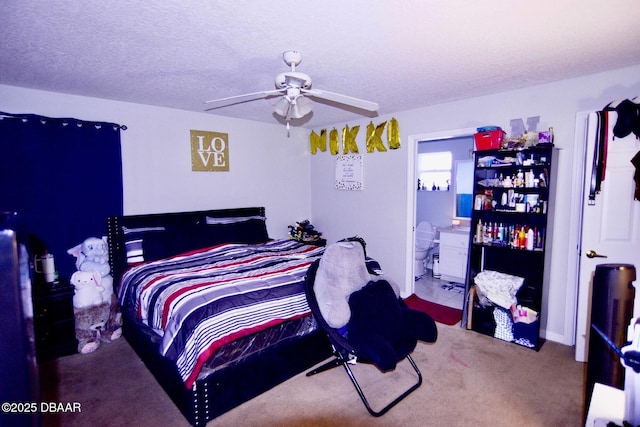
37 322 586 426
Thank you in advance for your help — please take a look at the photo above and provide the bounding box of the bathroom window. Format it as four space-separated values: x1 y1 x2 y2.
418 151 451 191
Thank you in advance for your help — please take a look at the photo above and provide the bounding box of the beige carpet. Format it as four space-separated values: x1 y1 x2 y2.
39 323 586 426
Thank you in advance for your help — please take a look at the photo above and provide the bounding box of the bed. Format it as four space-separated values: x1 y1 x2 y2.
106 207 332 426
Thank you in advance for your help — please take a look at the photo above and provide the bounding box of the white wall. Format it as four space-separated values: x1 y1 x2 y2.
310 64 640 345
4 63 640 346
0 85 312 240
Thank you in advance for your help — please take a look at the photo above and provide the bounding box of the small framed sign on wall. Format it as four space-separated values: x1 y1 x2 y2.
190 130 230 172
335 154 363 190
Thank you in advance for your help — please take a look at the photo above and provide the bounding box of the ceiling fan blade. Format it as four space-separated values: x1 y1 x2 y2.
204 89 284 109
303 89 379 112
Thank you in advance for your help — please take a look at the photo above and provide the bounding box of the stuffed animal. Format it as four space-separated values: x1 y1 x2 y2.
313 241 400 329
68 236 114 303
69 236 122 355
103 293 122 342
71 270 104 309
67 236 111 277
72 268 113 306
74 302 109 354
73 294 122 354
98 274 113 304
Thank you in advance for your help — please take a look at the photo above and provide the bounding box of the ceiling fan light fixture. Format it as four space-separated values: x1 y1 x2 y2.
273 95 313 119
273 97 290 117
290 105 304 119
292 96 312 118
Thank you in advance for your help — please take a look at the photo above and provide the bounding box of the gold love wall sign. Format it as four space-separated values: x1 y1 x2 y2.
190 130 229 172
310 118 400 155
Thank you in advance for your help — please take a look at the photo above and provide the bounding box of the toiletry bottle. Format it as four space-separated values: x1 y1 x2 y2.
526 228 534 250
537 229 543 249
518 226 526 249
525 170 534 188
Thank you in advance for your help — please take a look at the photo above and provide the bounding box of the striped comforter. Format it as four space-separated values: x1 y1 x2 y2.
118 239 325 389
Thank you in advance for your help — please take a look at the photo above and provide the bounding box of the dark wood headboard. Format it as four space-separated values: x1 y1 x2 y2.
107 207 266 285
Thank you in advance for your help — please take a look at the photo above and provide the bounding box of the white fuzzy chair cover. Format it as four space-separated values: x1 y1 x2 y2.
313 241 398 329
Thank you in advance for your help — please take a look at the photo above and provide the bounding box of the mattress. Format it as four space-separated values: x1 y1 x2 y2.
118 239 325 388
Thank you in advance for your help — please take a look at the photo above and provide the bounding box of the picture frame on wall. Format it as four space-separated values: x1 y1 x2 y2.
335 154 363 191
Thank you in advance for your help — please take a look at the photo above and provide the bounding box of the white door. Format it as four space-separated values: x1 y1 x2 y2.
575 111 640 362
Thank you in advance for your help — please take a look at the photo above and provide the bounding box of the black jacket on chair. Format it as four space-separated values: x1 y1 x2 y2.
348 279 437 371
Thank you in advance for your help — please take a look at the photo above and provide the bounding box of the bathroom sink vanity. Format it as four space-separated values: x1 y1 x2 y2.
438 227 470 283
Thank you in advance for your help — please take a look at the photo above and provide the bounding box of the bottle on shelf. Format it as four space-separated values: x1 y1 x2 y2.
475 219 483 243
516 169 524 187
526 228 534 250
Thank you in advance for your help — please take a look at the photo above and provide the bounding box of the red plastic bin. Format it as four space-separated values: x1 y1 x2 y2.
474 129 505 151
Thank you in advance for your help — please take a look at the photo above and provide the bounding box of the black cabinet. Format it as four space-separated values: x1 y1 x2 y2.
463 146 557 350
32 280 77 360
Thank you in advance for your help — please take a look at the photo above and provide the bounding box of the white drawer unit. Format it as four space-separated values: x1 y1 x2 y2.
438 229 470 283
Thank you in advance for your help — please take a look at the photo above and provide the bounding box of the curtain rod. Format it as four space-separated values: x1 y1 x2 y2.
0 111 127 130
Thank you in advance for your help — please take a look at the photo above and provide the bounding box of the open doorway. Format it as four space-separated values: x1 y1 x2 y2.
411 132 474 310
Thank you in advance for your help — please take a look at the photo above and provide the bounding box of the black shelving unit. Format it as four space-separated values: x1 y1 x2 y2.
463 145 557 350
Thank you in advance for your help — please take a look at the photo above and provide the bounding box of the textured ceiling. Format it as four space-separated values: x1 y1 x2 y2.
1 0 639 128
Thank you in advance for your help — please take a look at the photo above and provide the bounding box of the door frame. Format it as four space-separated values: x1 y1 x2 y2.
406 119 590 347
565 111 591 348
405 128 476 297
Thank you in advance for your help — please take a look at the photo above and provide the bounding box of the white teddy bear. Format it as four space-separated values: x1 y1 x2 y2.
68 236 114 303
71 270 104 309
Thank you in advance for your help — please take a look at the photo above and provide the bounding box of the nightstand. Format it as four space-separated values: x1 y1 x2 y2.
32 279 77 361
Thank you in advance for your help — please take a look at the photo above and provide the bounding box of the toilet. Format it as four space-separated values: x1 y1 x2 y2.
415 221 435 277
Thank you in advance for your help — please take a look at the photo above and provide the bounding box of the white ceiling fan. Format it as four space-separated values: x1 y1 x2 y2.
204 51 379 125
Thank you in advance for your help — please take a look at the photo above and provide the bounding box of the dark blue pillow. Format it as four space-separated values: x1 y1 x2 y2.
202 217 269 245
168 217 269 255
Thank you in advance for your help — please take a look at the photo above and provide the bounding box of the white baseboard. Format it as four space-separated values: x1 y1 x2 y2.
541 329 573 346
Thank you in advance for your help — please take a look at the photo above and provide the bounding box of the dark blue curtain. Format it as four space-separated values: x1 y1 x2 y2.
0 112 124 280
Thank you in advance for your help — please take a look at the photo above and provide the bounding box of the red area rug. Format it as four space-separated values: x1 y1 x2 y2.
404 294 462 326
